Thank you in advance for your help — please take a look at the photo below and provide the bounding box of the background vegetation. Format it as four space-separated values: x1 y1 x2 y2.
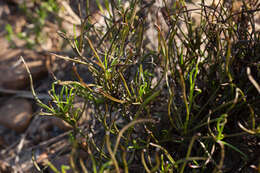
18 0 260 172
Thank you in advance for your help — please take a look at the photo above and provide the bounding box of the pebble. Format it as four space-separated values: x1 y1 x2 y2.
51 97 91 131
0 48 48 90
0 98 33 133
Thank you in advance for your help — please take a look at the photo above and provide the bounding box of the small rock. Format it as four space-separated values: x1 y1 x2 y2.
0 98 33 133
0 48 48 90
51 116 73 131
50 106 91 131
51 97 91 131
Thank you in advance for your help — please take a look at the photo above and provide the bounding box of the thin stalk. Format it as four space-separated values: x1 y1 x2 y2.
180 134 200 173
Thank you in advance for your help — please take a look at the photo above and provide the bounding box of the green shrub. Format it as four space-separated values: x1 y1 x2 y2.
23 0 259 172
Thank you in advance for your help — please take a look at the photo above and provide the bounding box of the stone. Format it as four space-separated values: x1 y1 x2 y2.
0 45 48 90
51 116 73 131
0 98 33 133
51 97 91 131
